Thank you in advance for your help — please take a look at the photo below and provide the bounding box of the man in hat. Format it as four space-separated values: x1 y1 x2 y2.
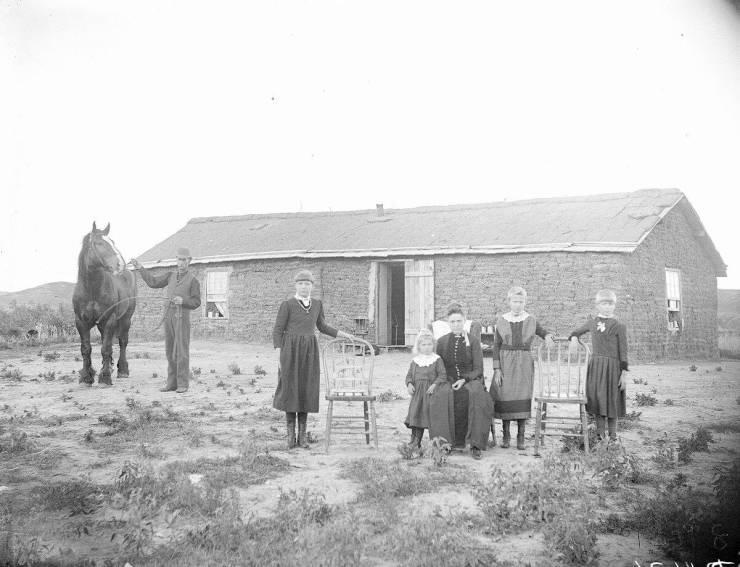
131 248 201 393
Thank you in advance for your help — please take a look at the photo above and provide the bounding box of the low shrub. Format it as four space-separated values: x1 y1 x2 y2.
634 393 657 407
677 426 714 463
589 442 645 489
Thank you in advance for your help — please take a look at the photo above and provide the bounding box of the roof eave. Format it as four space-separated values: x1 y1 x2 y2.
140 242 637 268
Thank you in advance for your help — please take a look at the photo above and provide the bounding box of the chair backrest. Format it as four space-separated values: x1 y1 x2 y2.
536 338 590 400
430 320 482 342
322 338 375 397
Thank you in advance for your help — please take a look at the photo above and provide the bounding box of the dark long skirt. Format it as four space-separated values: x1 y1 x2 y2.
272 334 321 413
429 380 493 450
405 378 432 429
585 355 626 419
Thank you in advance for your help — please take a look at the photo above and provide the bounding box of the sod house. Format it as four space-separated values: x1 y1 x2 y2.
135 188 726 361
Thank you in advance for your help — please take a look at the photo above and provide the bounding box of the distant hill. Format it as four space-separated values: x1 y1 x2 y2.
718 289 740 334
0 281 75 309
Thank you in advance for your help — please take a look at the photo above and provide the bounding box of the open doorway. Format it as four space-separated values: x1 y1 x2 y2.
376 262 405 346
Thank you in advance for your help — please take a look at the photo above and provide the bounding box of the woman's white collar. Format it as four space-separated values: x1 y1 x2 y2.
502 311 530 323
413 353 440 367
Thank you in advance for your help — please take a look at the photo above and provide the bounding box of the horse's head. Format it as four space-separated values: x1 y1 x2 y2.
84 222 126 274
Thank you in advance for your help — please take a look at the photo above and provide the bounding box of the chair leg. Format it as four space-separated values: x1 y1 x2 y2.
541 401 547 442
534 402 542 457
363 401 370 445
370 401 378 449
325 400 333 453
581 404 590 453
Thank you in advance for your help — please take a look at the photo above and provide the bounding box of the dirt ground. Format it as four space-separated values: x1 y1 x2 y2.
1 339 739 566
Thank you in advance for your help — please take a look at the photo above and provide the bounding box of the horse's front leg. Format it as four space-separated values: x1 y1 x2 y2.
76 317 95 385
117 318 131 378
98 321 115 386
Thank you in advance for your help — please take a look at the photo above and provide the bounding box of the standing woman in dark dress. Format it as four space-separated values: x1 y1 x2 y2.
273 270 355 449
428 303 494 459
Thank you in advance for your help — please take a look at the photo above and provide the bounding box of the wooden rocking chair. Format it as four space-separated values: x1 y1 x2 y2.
534 337 590 457
322 337 378 452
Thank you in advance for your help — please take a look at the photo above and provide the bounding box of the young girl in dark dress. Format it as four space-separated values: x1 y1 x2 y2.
490 286 554 450
272 270 354 449
569 289 629 442
404 329 446 448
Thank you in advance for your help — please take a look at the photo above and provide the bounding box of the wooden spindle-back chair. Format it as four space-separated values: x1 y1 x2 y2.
322 338 378 452
534 337 590 456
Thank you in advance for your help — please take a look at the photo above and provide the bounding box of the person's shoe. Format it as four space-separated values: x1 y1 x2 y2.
297 418 310 448
286 416 297 450
159 387 176 392
471 447 482 460
176 388 188 393
501 434 511 449
516 435 526 450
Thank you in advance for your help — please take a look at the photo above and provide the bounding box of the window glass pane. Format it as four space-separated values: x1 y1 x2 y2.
207 271 228 298
665 269 681 300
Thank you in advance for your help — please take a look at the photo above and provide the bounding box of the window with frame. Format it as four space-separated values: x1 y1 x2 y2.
665 268 682 333
205 271 229 319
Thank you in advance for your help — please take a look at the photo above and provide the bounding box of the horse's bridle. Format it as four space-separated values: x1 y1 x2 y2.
87 232 124 273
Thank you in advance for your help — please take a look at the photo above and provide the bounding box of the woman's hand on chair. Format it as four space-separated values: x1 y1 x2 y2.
569 336 579 351
426 383 437 395
493 369 503 388
407 383 415 395
452 379 465 391
544 334 555 349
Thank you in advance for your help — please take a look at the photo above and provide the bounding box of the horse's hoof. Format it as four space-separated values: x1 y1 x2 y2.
117 373 129 379
98 381 112 387
79 368 96 382
79 379 93 387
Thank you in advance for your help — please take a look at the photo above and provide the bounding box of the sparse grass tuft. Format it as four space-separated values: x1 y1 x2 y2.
0 365 23 381
253 364 267 376
634 392 657 406
228 362 241 375
340 456 463 501
42 351 60 362
37 479 103 515
376 389 404 402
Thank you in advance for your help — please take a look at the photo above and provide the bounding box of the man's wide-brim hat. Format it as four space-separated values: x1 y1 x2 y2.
294 269 314 283
176 247 192 259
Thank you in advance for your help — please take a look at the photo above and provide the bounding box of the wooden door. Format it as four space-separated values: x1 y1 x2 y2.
376 263 391 345
404 259 434 346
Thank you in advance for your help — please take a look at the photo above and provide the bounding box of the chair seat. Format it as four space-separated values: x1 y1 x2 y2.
326 394 376 402
535 395 587 404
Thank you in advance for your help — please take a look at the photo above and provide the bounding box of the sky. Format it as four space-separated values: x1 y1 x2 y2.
1 0 739 292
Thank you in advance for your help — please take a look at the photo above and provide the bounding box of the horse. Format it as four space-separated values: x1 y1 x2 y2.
72 222 137 385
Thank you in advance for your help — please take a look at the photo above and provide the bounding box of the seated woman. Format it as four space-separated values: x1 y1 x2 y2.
428 303 494 459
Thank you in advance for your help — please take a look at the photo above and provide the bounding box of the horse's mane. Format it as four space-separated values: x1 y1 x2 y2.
77 232 93 286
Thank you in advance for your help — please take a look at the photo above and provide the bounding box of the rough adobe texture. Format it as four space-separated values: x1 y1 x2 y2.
133 208 719 361
133 259 371 344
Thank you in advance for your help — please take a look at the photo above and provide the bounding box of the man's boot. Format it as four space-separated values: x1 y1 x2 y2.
297 412 310 448
286 413 296 449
